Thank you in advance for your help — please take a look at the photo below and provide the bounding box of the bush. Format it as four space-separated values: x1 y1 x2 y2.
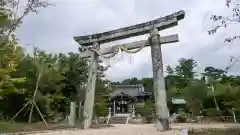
135 100 154 117
145 116 154 123
135 100 155 123
95 102 108 117
176 109 187 123
203 108 220 116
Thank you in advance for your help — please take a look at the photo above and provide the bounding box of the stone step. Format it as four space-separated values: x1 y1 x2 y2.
128 118 142 124
108 116 128 124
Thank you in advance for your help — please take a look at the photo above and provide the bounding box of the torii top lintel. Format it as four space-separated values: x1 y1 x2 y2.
74 10 185 46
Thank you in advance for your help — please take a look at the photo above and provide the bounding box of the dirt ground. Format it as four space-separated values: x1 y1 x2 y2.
26 123 240 135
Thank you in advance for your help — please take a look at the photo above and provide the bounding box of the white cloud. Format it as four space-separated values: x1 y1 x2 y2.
16 0 240 81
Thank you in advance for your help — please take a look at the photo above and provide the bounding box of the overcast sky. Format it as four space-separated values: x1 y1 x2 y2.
16 0 240 81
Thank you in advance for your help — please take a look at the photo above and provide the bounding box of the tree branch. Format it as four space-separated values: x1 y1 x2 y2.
225 56 240 73
7 0 52 38
208 0 240 42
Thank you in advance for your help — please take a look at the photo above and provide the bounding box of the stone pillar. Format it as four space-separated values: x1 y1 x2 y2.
69 102 76 127
78 101 82 120
113 100 116 115
150 28 169 131
108 107 112 117
83 42 99 129
132 103 136 118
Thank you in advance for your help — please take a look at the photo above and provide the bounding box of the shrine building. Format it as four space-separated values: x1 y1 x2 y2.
104 84 152 117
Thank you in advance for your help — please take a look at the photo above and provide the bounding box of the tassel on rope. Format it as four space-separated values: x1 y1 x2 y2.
130 54 133 64
129 54 132 64
108 58 111 68
120 48 123 59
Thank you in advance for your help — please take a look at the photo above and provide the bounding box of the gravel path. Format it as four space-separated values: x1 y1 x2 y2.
28 124 240 135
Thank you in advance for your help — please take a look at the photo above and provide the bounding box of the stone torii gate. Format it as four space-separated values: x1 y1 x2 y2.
74 10 185 131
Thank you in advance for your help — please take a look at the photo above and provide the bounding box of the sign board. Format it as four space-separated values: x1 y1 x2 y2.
172 98 186 104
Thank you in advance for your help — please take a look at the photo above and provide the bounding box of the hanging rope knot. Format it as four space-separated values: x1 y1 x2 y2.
84 112 89 119
88 40 148 69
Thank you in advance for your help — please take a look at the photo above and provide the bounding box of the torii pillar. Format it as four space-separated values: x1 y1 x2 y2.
83 42 99 129
150 28 169 130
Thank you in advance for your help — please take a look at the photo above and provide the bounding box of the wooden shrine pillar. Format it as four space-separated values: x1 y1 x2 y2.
150 28 169 131
83 42 99 129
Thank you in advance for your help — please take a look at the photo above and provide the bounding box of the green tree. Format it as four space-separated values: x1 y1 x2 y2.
175 58 197 79
165 65 180 90
183 80 208 118
174 58 197 89
141 78 153 93
203 66 225 81
121 77 140 85
0 0 50 121
58 53 88 100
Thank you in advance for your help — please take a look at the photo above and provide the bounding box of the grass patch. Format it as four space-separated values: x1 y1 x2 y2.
189 128 240 135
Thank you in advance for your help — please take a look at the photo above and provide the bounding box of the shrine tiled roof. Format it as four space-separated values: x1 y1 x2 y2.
109 84 152 98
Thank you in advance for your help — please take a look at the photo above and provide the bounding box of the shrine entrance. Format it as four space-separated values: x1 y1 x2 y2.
114 98 130 114
108 92 135 116
74 10 185 131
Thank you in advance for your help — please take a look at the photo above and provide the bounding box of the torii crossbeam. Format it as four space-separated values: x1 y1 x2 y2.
74 10 185 131
74 10 184 46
